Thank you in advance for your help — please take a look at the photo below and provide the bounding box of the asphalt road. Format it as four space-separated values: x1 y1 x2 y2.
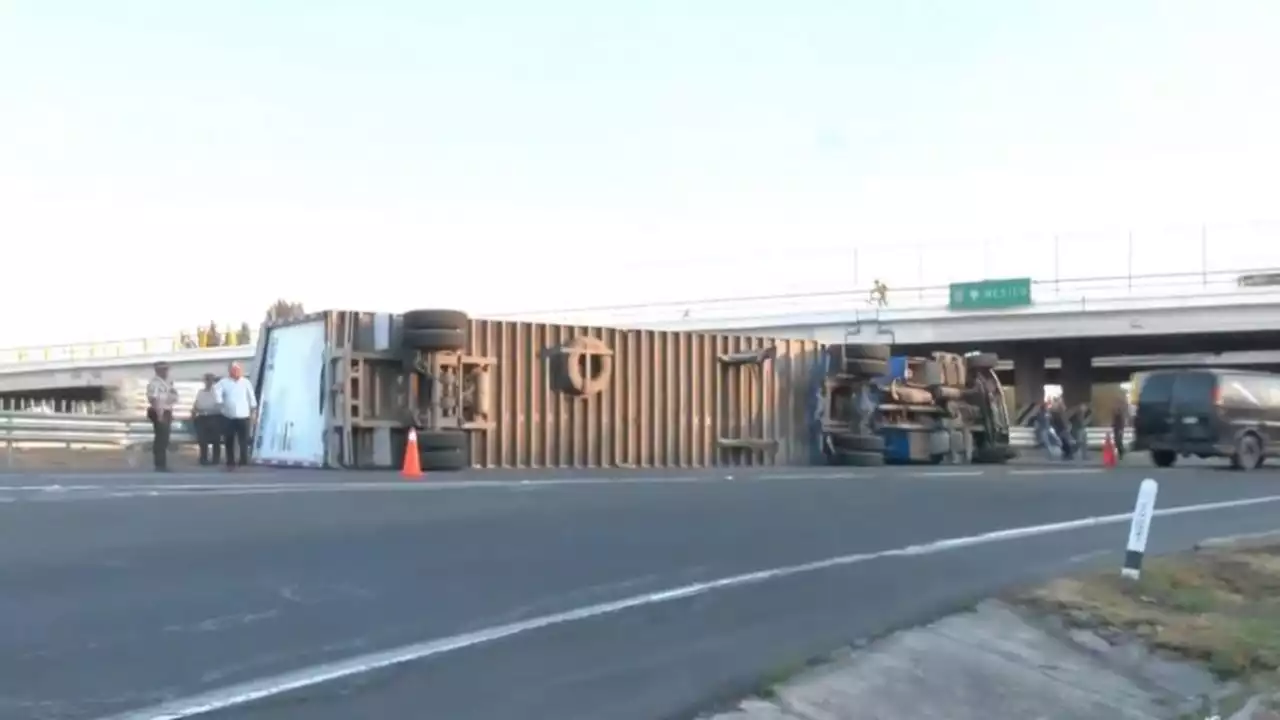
2 465 1279 720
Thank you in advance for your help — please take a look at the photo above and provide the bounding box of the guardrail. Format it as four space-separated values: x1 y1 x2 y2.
0 412 195 452
0 411 1128 457
489 267 1280 328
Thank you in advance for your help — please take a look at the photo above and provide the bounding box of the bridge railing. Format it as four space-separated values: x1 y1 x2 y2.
488 267 1280 328
0 328 258 367
2 267 1276 367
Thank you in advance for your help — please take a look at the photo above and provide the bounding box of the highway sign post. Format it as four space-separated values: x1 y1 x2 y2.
1122 478 1159 580
948 278 1033 310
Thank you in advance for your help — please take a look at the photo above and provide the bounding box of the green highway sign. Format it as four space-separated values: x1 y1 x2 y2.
948 278 1032 310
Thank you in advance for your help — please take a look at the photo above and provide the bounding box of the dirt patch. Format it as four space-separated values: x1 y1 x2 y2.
1012 540 1280 683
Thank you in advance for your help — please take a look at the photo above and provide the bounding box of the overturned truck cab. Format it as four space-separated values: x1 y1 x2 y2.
818 344 1015 466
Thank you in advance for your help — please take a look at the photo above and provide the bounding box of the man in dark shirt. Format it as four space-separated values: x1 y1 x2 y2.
1112 402 1129 460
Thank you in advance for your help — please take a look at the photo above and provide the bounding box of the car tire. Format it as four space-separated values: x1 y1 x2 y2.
1151 449 1177 468
1231 434 1263 471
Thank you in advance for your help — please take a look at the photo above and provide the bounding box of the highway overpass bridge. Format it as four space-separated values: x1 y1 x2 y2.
4 344 1275 395
496 268 1280 413
3 270 1279 405
0 346 249 394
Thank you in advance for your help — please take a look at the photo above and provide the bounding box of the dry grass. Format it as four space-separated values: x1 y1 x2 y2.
1015 542 1280 680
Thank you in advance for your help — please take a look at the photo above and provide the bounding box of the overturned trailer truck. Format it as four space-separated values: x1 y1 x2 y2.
818 343 1015 466
247 308 826 470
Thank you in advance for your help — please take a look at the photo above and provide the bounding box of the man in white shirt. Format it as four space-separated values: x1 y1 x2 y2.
214 361 257 470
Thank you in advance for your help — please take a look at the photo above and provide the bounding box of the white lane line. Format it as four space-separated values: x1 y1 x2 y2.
96 491 1280 720
1009 469 1104 476
912 470 984 478
0 477 710 497
0 472 887 500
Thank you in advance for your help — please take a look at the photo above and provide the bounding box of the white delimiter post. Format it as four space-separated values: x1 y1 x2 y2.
1122 478 1159 580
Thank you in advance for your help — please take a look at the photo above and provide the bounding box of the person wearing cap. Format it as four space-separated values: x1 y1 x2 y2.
214 361 257 470
145 361 180 471
191 373 223 466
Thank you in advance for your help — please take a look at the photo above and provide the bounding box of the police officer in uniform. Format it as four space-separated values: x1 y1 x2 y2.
146 361 180 471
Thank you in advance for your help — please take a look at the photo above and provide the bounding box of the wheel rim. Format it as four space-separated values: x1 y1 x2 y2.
1245 438 1261 466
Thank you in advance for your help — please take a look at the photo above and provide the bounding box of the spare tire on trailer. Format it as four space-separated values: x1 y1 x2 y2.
404 309 469 332
965 352 999 371
550 336 614 396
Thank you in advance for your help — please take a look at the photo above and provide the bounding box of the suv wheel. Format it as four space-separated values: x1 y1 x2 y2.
1232 434 1263 471
1151 450 1177 468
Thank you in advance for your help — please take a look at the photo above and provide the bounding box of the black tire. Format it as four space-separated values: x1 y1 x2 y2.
1151 449 1177 468
420 447 467 471
830 449 885 467
1232 433 1263 471
827 343 891 362
418 430 468 452
830 433 886 453
404 309 469 332
972 445 1012 464
965 352 999 371
403 328 466 352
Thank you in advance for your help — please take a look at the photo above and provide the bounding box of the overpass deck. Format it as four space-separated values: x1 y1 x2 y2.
489 267 1279 331
1 269 1278 392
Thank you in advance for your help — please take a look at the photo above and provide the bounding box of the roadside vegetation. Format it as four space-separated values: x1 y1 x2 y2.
1014 538 1280 718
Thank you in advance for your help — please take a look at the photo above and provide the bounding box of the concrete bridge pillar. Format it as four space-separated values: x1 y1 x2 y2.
1011 347 1046 408
1060 351 1094 410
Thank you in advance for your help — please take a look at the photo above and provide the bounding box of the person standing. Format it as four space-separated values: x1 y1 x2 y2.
1050 398 1073 460
1112 399 1129 460
214 362 257 470
191 373 222 466
1070 403 1089 461
146 361 180 471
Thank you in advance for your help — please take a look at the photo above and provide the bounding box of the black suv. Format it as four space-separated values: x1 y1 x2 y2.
1132 368 1280 470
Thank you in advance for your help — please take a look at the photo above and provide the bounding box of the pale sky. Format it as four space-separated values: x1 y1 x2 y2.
3 1 1279 345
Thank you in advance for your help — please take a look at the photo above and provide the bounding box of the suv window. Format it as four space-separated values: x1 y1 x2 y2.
1137 373 1176 405
1171 372 1217 408
1223 374 1280 407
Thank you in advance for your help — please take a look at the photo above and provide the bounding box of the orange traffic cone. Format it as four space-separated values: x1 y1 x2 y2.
1102 432 1117 468
402 428 423 479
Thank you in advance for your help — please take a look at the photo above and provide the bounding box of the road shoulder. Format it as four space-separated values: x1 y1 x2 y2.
704 533 1280 720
